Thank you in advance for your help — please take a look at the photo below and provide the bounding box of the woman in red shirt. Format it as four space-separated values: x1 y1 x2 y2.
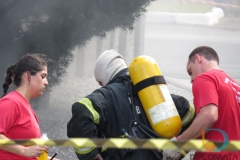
0 54 58 160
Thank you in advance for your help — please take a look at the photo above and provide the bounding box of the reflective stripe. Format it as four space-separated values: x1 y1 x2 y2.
182 103 195 127
74 147 95 154
78 98 100 124
101 146 107 152
74 98 99 155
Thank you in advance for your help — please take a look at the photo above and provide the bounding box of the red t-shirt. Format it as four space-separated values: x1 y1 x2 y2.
192 70 240 159
0 91 41 160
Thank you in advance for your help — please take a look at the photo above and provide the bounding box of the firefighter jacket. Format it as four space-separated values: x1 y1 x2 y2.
67 69 195 160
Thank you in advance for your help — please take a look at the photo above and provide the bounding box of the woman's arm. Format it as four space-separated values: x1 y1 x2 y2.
0 133 48 158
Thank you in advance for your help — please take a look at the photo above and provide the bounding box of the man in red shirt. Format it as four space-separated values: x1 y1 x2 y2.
163 46 240 160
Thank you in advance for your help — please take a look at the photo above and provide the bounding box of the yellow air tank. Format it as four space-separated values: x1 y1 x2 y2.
128 55 182 138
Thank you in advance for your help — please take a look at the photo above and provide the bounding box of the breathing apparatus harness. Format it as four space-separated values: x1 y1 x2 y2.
106 71 163 159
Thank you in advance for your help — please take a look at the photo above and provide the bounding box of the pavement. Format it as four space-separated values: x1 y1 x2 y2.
165 77 192 91
146 3 240 90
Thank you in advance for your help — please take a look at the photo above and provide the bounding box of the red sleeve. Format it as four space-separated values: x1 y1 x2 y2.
0 99 19 135
193 74 219 114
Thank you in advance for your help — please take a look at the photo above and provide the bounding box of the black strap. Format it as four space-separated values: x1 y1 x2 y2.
133 76 166 94
121 76 163 159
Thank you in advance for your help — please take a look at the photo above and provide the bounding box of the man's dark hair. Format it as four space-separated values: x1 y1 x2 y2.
188 46 219 64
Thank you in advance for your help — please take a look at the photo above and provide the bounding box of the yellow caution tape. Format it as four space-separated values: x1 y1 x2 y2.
0 138 240 151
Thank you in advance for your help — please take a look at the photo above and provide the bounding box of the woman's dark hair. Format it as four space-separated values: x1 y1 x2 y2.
2 53 49 97
188 46 219 65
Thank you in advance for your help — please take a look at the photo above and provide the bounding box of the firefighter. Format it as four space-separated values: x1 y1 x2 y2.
67 49 195 160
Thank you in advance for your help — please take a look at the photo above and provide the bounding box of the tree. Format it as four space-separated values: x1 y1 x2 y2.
0 0 153 95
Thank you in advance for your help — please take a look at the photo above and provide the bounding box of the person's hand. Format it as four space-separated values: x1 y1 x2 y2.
162 137 181 160
92 154 103 160
22 145 48 157
163 150 181 160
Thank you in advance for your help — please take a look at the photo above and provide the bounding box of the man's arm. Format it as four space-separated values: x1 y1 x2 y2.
177 104 218 140
162 104 218 160
67 101 100 160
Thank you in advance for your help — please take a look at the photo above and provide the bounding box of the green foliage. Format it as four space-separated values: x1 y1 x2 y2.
0 0 152 93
